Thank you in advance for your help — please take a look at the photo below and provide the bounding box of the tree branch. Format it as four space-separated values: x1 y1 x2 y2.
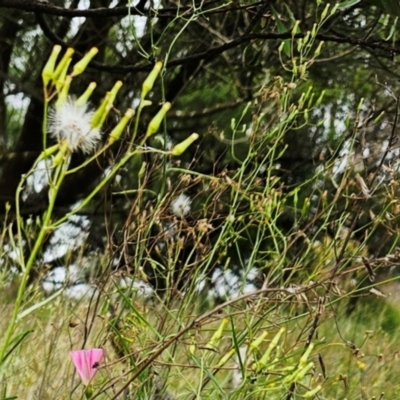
0 0 225 18
85 32 400 74
0 0 142 17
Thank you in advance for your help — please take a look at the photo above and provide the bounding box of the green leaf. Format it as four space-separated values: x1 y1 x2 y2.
1 330 33 365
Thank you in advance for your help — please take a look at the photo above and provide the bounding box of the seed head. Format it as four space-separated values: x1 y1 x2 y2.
170 193 191 217
49 99 101 154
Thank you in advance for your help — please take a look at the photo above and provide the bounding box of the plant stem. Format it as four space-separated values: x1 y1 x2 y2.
0 162 66 367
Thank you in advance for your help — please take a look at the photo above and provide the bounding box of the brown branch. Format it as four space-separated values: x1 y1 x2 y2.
58 32 400 75
0 0 144 17
14 2 395 77
0 0 229 18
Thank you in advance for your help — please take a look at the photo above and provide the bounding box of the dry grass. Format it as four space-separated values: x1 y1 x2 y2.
1 277 400 399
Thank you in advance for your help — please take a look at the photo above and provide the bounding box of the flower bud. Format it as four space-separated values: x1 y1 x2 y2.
206 318 228 350
189 335 196 355
38 143 60 161
171 133 199 156
315 90 325 106
109 80 123 103
294 361 314 382
52 140 70 166
141 100 152 108
146 102 171 136
321 3 330 20
42 45 62 85
255 327 285 371
108 108 135 144
53 47 74 82
91 92 112 129
72 47 98 77
85 385 94 398
216 348 236 368
142 61 163 99
330 3 339 16
249 331 268 352
304 385 322 398
291 20 300 35
55 75 72 109
55 58 72 92
311 23 317 37
299 343 314 368
314 41 324 57
357 97 364 112
76 82 97 107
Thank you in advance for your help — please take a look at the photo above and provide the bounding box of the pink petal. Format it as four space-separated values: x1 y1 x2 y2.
70 348 104 385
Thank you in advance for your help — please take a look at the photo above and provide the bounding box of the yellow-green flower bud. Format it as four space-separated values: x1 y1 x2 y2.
55 58 72 92
291 20 300 35
321 3 330 20
42 45 62 86
146 102 171 136
76 82 97 107
141 100 152 108
282 371 296 384
91 92 112 129
38 143 60 161
330 3 339 16
72 47 98 77
97 103 113 130
90 81 122 129
315 90 325 106
304 385 322 398
52 140 70 166
256 327 285 370
249 331 268 352
206 318 228 350
55 75 72 109
357 97 364 112
314 41 324 57
171 133 199 156
270 327 285 347
303 31 311 45
293 361 314 382
299 343 314 368
109 80 123 103
141 61 163 99
108 108 135 144
311 23 317 38
53 47 74 82
189 335 196 355
216 348 236 368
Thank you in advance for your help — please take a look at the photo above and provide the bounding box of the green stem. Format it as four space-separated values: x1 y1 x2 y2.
0 162 67 367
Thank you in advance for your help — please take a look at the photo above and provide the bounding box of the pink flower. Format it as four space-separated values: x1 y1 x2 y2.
70 348 104 385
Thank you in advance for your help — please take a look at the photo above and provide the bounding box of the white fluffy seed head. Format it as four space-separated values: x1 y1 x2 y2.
49 99 101 154
170 193 191 217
